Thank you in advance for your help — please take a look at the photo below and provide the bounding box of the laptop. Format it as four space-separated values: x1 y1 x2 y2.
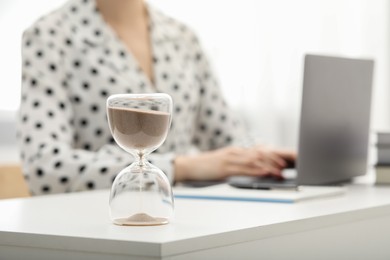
229 54 374 189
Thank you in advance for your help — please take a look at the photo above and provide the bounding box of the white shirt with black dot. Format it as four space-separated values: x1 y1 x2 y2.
18 0 248 195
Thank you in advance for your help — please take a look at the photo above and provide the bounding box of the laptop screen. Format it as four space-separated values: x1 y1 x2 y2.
297 54 374 185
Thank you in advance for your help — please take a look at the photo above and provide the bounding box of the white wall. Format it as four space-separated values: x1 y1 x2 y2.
149 0 390 147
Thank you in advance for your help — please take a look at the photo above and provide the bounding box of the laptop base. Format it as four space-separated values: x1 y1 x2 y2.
228 176 298 190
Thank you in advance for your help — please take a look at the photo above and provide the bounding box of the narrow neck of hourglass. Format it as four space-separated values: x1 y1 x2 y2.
136 151 149 167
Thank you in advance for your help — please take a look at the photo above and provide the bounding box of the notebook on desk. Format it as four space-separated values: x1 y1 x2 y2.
230 54 374 189
174 184 345 204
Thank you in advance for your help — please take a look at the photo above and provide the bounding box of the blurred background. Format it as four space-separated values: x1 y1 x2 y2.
0 0 389 164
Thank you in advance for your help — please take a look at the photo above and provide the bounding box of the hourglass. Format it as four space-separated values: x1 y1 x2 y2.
107 93 174 226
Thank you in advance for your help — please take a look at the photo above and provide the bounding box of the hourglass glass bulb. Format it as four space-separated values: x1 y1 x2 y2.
107 93 174 226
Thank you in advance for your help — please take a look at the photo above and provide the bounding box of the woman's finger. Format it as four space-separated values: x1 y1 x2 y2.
272 148 297 161
258 150 286 168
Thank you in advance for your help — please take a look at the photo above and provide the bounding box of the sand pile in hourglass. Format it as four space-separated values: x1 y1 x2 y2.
108 106 170 226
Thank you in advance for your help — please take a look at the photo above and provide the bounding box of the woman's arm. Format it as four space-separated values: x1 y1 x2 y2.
173 31 290 181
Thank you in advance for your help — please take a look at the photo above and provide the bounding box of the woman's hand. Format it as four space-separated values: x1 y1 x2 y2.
255 145 297 168
174 146 295 182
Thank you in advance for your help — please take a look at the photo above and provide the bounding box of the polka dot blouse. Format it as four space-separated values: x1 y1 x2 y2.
18 0 247 195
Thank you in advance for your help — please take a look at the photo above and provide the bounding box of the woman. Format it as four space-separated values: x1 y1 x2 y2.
19 0 295 195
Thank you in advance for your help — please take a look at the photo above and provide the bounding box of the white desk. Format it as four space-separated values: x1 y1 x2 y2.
1 183 390 260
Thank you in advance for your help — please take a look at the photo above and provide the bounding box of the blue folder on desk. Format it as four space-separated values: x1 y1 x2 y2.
173 184 345 204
